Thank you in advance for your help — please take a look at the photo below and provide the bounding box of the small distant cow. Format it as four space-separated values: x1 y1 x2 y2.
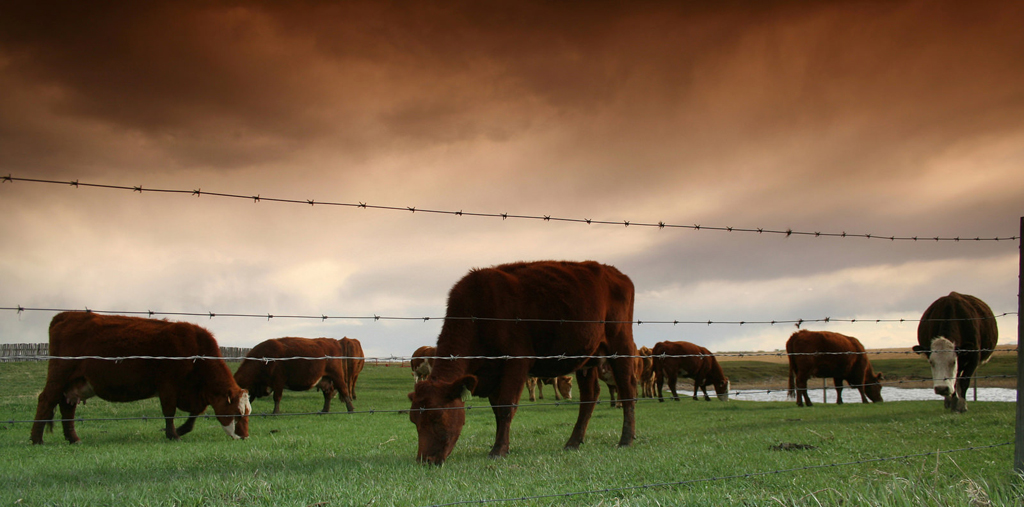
525 376 573 401
31 312 251 444
652 341 730 402
410 345 436 383
638 346 656 398
913 292 998 413
786 330 883 407
234 337 354 414
598 356 642 407
408 260 637 465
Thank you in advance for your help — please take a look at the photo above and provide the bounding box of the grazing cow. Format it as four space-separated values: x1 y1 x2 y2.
786 330 883 407
913 292 998 413
598 356 642 407
411 345 436 383
31 312 251 444
638 346 656 398
525 376 573 401
408 260 637 464
233 337 354 414
652 341 730 402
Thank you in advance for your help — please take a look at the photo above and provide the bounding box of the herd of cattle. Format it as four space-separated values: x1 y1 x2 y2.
28 261 999 465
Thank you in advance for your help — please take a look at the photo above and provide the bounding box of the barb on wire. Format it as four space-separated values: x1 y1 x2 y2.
1 306 1016 328
3 176 1018 242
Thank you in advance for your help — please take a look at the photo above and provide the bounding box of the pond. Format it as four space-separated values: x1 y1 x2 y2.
729 386 1017 403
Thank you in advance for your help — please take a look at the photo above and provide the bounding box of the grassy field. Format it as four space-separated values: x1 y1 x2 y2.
2 361 1021 506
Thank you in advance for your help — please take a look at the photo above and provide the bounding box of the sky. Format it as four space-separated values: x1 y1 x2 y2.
0 1 1021 359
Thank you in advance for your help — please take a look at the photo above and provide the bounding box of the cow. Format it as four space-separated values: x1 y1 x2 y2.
638 346 656 398
913 292 998 413
408 260 637 465
233 337 354 414
652 341 730 402
411 345 436 383
786 330 883 407
598 356 643 407
525 376 573 401
31 312 251 444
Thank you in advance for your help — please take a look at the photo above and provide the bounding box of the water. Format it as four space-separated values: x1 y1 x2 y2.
729 386 1017 403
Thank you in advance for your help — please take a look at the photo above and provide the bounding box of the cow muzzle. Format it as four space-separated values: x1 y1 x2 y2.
934 385 951 397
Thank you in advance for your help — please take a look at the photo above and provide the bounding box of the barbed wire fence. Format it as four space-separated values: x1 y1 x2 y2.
0 176 1020 504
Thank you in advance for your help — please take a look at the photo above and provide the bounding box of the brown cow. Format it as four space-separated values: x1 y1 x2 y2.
913 292 998 413
408 260 637 464
652 341 730 402
233 337 354 414
411 345 436 383
638 346 656 398
525 376 573 401
31 312 251 444
786 330 883 407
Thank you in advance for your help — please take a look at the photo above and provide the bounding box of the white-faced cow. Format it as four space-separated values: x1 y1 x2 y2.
31 312 251 444
913 292 998 412
408 260 637 465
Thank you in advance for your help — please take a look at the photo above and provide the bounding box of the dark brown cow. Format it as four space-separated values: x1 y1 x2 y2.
525 376 573 401
652 341 730 402
410 345 436 383
913 292 998 413
233 337 354 414
31 312 251 444
638 346 656 398
786 330 883 407
408 260 637 464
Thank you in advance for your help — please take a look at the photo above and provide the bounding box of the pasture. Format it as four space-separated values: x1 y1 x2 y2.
2 361 1021 506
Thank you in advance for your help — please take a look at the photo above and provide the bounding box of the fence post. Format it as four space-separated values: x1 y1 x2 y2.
1015 216 1023 473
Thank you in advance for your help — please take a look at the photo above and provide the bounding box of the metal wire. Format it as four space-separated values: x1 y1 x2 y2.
1 305 1016 329
2 176 1019 242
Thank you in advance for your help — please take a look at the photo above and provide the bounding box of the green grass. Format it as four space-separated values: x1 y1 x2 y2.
1 361 1021 506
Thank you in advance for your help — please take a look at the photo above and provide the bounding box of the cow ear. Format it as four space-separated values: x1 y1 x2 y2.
911 345 927 355
408 392 415 401
448 375 477 400
876 372 884 381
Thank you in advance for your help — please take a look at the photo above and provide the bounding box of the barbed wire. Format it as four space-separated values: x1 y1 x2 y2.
1 306 1016 329
419 442 1013 507
3 176 1019 242
4 346 1015 363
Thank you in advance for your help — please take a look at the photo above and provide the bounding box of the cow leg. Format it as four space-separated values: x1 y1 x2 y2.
57 395 80 444
326 374 355 412
487 361 530 459
525 378 536 402
320 380 335 413
272 386 284 414
834 378 845 404
608 356 636 447
158 393 180 440
175 411 201 437
655 368 666 403
698 382 711 402
31 382 65 444
667 371 681 401
952 372 971 413
566 368 599 450
796 373 812 407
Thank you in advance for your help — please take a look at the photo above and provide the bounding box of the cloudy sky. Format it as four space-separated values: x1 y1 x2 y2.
0 1 1021 359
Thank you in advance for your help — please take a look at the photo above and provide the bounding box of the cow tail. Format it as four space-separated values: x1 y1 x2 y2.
787 360 796 399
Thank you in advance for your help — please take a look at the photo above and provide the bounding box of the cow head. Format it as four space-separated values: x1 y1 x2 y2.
714 379 730 401
917 337 958 401
555 376 573 400
210 389 251 440
864 372 884 403
408 375 477 465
